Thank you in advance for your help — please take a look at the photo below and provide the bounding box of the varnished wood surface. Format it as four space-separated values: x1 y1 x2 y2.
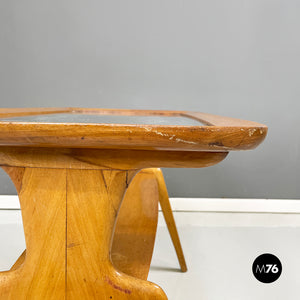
0 108 267 151
0 147 228 170
0 167 66 299
115 168 187 274
66 169 167 299
10 168 187 282
154 169 187 272
0 167 168 299
112 169 159 280
0 108 267 299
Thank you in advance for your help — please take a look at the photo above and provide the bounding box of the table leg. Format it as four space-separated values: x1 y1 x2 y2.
112 169 159 280
112 168 187 280
0 167 168 299
154 169 188 272
0 167 66 299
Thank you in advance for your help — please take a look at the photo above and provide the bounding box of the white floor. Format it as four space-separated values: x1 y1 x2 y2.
1 201 300 300
149 212 300 300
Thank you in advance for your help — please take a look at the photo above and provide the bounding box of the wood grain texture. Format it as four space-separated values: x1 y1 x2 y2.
112 168 187 280
0 108 267 299
0 147 229 170
0 167 66 299
112 169 159 280
66 169 167 299
11 168 187 282
1 167 168 299
0 108 267 151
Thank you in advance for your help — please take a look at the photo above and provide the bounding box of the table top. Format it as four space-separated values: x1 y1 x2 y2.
0 108 267 151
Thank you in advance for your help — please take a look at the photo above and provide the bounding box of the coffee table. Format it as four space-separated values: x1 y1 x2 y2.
0 108 267 299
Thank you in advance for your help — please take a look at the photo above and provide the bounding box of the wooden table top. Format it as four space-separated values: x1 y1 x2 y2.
0 108 267 151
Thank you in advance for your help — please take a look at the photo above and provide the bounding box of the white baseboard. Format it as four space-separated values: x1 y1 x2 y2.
1 195 300 214
162 198 300 214
0 196 20 209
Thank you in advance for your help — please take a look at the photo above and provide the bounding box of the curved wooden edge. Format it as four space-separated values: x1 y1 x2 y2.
0 123 266 151
0 147 228 170
1 166 25 193
0 108 267 151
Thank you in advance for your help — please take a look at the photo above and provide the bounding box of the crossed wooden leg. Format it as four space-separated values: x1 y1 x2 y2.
112 168 187 281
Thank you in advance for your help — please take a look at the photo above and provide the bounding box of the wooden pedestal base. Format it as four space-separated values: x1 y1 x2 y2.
0 167 167 299
0 147 228 299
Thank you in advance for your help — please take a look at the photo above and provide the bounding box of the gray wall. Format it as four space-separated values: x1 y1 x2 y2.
0 0 299 198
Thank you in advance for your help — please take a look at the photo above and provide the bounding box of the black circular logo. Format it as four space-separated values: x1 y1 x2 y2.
252 253 282 283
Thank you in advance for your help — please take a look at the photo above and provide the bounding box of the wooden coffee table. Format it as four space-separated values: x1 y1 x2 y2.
0 108 267 299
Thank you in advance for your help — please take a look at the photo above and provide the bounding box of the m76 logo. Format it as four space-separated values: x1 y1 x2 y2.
252 254 282 283
255 264 279 274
